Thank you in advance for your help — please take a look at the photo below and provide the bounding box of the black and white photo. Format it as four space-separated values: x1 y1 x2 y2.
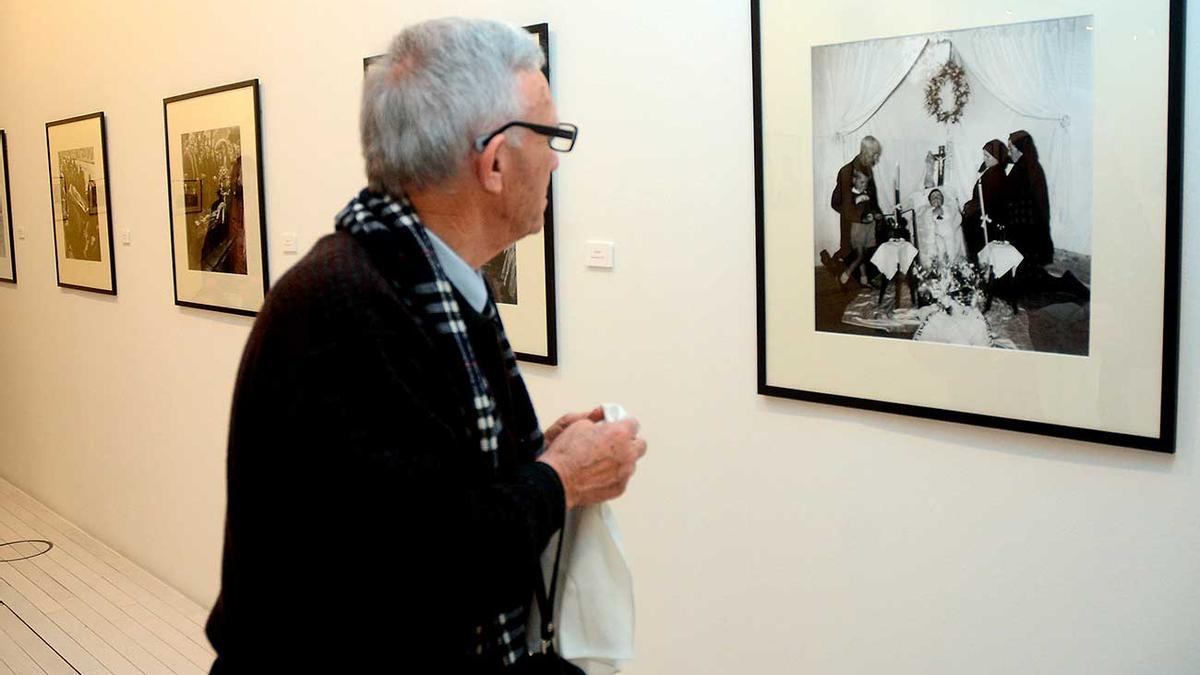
811 17 1094 356
753 0 1184 451
482 245 518 304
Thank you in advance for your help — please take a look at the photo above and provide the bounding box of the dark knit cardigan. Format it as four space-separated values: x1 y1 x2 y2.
206 231 565 673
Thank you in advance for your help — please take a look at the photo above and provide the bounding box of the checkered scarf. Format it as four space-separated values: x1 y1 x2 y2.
335 189 544 667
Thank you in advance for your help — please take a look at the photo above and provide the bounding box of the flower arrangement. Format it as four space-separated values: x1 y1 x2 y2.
912 257 984 312
924 60 971 124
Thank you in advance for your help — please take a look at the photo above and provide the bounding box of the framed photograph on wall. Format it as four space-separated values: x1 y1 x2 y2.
164 79 268 316
46 112 116 294
363 22 559 364
0 130 15 284
752 1 1183 451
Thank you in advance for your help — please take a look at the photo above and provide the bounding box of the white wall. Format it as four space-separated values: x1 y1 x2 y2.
0 1 1196 673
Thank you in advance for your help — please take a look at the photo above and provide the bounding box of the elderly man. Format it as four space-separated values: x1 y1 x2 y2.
826 136 882 267
205 18 646 673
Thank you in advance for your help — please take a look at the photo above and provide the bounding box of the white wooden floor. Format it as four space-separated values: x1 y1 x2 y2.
0 478 214 674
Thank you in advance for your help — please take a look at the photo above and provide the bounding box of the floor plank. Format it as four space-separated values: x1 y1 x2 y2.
0 478 215 673
0 603 75 675
0 583 101 673
0 616 46 674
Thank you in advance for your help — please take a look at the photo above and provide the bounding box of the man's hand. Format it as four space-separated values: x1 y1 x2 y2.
543 407 605 447
538 418 647 509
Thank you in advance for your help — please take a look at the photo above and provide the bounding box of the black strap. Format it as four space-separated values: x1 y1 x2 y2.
533 519 567 650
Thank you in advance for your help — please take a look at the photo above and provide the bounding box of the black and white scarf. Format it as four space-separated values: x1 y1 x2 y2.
335 188 545 465
335 189 544 666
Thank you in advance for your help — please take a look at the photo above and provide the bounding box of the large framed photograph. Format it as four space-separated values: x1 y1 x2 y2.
164 79 268 316
362 22 559 364
46 112 116 294
0 130 15 284
753 1 1184 451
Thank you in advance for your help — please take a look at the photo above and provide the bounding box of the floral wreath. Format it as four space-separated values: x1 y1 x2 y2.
924 60 970 124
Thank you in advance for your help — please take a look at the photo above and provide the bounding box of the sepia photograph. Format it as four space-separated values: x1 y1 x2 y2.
165 79 267 316
811 16 1094 356
46 111 116 294
57 147 102 261
181 126 246 275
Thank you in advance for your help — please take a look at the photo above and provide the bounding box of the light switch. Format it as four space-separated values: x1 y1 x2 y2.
16 227 25 240
586 240 614 269
281 232 298 254
120 229 131 245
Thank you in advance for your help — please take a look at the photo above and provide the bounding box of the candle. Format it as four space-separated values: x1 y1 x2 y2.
895 162 901 207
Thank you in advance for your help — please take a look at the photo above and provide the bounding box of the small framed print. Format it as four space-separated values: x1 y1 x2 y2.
363 23 559 364
752 1 1184 451
0 130 15 284
164 79 268 316
46 112 116 294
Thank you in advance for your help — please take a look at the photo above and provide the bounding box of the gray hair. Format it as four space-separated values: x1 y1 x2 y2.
362 18 545 192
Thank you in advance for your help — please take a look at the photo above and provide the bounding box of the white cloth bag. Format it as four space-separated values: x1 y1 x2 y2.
528 403 635 675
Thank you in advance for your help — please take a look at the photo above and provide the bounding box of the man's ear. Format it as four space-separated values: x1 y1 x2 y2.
475 133 506 195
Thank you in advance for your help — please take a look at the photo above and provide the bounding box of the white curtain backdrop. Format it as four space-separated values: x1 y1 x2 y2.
810 16 1094 258
811 35 928 221
812 36 929 138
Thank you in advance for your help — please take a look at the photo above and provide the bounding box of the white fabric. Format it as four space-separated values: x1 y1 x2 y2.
813 36 928 139
913 304 992 347
953 19 1083 122
529 403 634 675
978 240 1024 279
910 188 966 266
871 240 919 280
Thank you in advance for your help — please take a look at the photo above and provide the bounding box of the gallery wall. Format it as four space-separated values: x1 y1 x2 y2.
0 1 1197 673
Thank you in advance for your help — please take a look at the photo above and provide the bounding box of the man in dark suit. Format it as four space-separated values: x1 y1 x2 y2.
826 135 882 268
205 18 646 674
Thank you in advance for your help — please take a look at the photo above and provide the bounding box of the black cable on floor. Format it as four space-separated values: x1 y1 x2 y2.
0 540 53 563
0 601 81 674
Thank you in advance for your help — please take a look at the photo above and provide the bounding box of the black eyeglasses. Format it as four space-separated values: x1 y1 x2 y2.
474 121 578 153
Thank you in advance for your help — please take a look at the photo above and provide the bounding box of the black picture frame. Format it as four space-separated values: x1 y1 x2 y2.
163 79 269 317
751 1 1184 452
362 22 559 365
0 130 15 284
45 111 117 295
516 21 559 366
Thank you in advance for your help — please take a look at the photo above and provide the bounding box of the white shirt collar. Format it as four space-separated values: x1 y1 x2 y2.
423 228 488 313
